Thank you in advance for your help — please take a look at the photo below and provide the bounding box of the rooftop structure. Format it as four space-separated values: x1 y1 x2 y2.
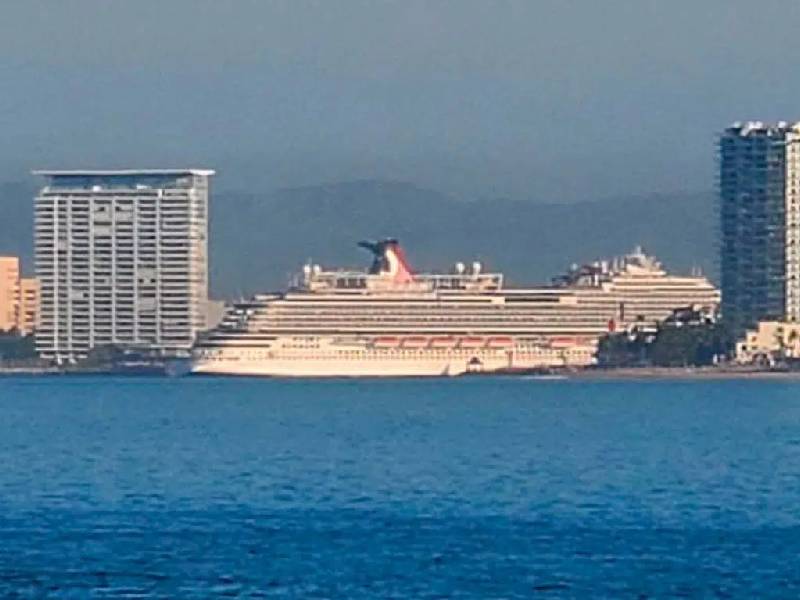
33 170 215 176
302 239 503 294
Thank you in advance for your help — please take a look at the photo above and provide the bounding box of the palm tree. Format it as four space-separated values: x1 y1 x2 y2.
788 329 799 359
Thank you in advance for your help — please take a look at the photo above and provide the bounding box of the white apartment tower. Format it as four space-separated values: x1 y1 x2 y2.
34 170 213 362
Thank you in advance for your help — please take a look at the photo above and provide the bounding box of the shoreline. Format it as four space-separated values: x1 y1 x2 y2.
2 365 800 380
564 366 800 381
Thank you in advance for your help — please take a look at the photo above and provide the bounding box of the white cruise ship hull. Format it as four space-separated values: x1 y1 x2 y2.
191 345 595 377
193 356 465 377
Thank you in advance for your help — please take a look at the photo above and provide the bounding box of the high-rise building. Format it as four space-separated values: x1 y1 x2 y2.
719 121 800 334
33 169 214 362
0 256 20 332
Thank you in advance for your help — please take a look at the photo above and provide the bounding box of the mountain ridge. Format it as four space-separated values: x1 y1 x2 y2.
0 180 717 297
208 181 717 295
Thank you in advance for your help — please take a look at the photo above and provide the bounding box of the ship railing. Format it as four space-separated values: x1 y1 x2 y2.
302 270 503 292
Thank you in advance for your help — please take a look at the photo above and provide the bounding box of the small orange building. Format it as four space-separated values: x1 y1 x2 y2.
0 256 39 335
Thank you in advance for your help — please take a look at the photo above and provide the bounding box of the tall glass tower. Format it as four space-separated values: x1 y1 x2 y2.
719 122 800 335
33 169 213 362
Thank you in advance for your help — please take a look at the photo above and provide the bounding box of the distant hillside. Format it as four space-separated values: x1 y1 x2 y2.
209 181 717 296
0 179 717 297
0 181 36 273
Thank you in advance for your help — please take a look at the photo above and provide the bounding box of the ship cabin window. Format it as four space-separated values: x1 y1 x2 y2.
336 277 366 289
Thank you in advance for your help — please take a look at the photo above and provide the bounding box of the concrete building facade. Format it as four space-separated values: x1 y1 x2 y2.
17 277 40 335
719 121 800 335
735 320 800 364
0 256 20 332
34 169 213 361
0 257 40 335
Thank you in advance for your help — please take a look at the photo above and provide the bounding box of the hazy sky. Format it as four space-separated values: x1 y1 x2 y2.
2 0 800 201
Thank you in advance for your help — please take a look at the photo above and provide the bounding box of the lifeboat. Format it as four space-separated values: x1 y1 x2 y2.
459 336 485 348
402 336 429 348
430 336 457 348
487 336 514 348
549 336 577 348
373 336 399 348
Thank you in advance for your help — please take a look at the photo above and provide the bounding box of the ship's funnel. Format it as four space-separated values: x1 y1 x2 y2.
358 238 413 282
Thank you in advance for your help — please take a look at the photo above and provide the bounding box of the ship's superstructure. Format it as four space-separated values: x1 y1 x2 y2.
192 240 719 377
554 246 720 327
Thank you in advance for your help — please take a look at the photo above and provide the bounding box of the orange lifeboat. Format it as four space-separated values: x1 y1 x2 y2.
373 336 399 348
402 336 429 348
459 336 485 348
430 336 457 348
487 336 514 348
549 336 577 348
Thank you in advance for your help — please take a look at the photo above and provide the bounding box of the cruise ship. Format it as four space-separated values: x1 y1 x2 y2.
192 240 719 377
554 246 720 328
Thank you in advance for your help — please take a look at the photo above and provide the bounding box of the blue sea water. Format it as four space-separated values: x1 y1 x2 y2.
1 376 800 598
